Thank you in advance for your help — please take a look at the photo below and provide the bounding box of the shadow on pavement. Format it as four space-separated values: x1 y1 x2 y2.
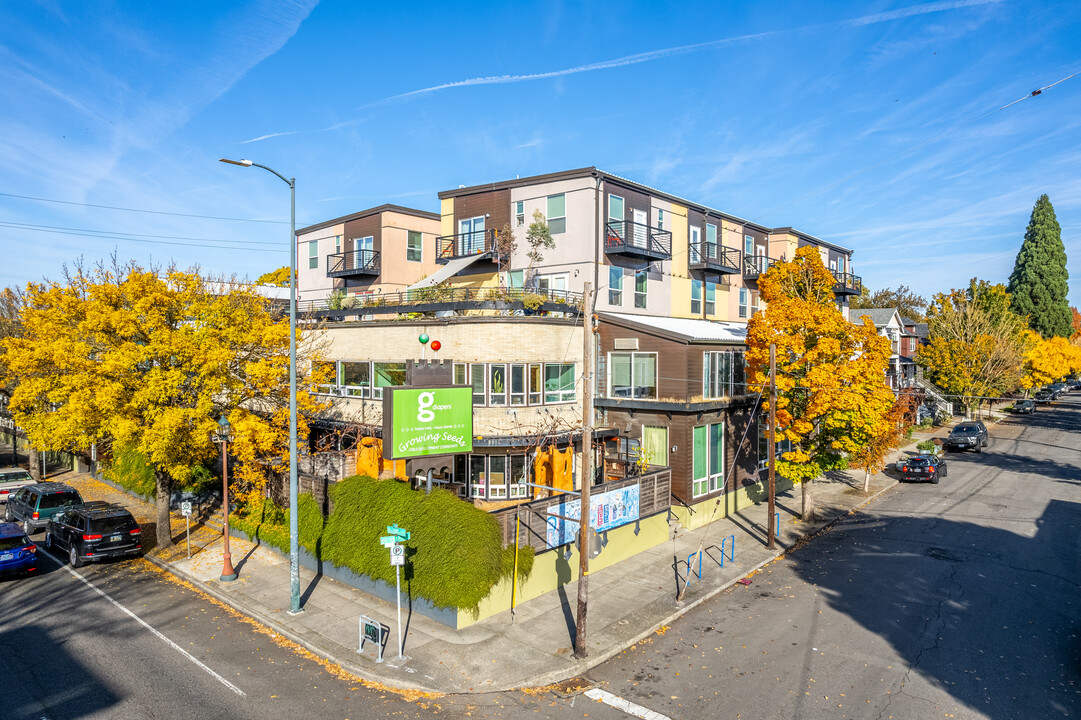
790 499 1081 719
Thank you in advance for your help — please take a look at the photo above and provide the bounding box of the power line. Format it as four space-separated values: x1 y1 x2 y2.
0 222 287 253
0 191 290 225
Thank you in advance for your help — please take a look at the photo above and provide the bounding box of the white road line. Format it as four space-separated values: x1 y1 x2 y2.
584 688 672 720
40 548 246 697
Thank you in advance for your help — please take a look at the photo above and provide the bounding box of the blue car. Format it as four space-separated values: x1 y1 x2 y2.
0 521 37 577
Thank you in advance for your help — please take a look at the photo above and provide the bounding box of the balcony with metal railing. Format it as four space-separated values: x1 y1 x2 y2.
604 220 672 261
436 228 499 263
326 250 380 278
742 254 775 280
687 241 741 274
832 271 862 295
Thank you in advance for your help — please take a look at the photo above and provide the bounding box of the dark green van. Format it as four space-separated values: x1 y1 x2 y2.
4 482 84 535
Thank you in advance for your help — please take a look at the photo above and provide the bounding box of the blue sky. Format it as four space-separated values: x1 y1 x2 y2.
2 0 1079 307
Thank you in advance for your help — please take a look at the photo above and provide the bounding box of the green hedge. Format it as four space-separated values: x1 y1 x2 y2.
102 444 216 498
233 475 533 615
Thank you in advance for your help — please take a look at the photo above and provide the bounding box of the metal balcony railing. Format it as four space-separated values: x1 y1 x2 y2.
742 254 775 280
605 220 672 261
326 250 380 278
687 241 741 274
436 228 498 263
297 285 585 314
832 271 862 295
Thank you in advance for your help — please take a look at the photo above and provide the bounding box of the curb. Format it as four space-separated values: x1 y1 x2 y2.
141 474 901 696
141 554 440 696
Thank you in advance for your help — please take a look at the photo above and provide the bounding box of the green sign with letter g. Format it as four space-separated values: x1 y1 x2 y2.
387 386 473 459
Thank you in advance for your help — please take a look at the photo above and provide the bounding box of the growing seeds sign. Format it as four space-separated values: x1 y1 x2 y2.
382 386 473 459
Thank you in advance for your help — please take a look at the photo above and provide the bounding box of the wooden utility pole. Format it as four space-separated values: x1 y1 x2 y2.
767 343 777 550
574 282 594 659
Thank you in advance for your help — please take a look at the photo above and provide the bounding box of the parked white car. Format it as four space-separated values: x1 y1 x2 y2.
0 467 36 504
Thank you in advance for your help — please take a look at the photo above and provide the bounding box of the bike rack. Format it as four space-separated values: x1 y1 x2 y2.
719 534 736 566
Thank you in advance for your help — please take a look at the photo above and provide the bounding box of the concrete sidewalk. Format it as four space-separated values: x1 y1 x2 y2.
31 424 980 696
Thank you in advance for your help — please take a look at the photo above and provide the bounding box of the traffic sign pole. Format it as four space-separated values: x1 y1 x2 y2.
395 563 403 661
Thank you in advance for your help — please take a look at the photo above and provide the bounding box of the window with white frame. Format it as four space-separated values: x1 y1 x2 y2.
509 363 526 406
544 363 576 403
488 364 508 405
467 454 530 500
739 287 750 319
470 364 485 405
547 194 566 234
515 200 525 227
372 362 405 399
691 278 702 314
706 223 718 246
703 350 746 398
407 230 423 262
537 273 568 297
608 194 624 223
609 266 623 305
308 240 319 269
634 269 647 309
692 422 724 497
705 280 716 316
341 361 371 397
656 208 665 230
334 235 342 254
313 360 337 394
609 352 657 399
744 235 754 255
528 363 543 404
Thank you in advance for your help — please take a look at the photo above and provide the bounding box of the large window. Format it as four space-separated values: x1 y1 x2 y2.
341 361 371 397
406 230 423 262
308 240 319 269
634 269 647 309
467 454 529 500
373 362 405 399
692 422 725 497
547 194 566 234
691 278 702 314
544 363 576 403
703 350 746 398
609 352 657 399
705 280 716 316
489 364 507 406
609 266 623 305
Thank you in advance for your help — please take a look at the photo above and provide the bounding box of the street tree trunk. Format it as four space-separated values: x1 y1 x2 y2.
154 467 173 548
28 446 41 482
801 477 816 522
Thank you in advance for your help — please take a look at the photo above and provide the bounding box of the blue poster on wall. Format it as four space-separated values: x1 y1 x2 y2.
545 484 640 549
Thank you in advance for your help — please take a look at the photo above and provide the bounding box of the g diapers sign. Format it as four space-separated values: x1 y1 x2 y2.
382 386 473 459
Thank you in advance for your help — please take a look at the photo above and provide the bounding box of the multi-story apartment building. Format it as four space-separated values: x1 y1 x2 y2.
294 167 863 528
295 204 441 306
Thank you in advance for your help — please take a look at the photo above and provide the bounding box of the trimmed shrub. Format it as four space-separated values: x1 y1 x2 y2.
233 476 533 615
102 444 156 497
916 440 937 453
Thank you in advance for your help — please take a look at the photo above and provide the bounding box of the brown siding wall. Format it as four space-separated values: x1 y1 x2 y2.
603 180 651 223
344 215 381 252
454 189 511 234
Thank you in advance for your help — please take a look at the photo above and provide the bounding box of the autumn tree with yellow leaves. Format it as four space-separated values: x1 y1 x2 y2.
1022 331 1081 389
918 280 1028 415
747 246 894 522
2 261 328 548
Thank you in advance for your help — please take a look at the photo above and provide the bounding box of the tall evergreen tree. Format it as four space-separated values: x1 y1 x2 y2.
1007 194 1071 337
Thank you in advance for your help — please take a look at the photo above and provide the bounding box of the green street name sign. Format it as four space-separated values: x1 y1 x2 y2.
383 386 473 459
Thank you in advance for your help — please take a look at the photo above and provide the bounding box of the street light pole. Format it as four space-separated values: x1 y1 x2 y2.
215 415 237 581
220 158 301 613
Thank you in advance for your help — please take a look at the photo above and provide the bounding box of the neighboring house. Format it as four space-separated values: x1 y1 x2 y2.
295 204 441 305
855 308 917 391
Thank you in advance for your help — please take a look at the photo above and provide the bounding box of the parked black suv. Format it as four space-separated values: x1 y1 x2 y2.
3 482 84 535
944 421 988 453
44 502 142 567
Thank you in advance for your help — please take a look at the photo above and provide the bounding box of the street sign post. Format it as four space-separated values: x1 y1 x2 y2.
379 524 411 662
181 501 193 558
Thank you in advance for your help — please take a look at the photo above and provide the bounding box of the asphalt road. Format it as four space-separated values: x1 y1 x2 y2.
1 395 1078 720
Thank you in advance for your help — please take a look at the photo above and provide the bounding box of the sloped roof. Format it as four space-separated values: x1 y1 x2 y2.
855 308 902 328
599 312 747 344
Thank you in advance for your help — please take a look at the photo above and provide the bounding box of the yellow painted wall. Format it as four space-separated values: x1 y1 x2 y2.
456 511 671 627
672 474 797 531
669 203 693 317
446 271 501 290
440 197 454 238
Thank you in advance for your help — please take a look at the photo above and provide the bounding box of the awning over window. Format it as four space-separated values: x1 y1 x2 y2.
405 252 492 289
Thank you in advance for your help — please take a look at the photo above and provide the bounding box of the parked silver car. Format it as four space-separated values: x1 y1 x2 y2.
0 467 36 504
